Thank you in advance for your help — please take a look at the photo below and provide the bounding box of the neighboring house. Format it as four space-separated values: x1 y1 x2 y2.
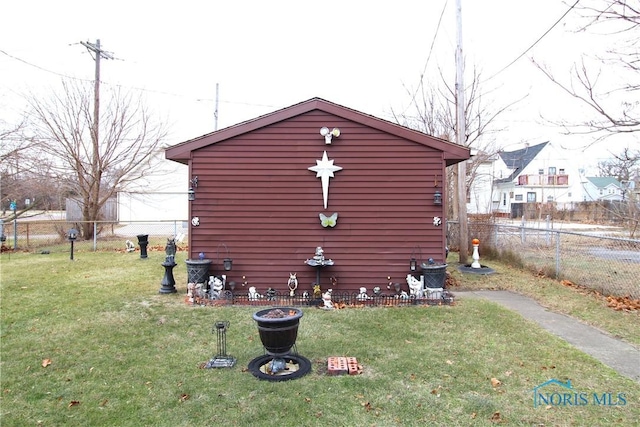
490 141 586 218
165 98 470 295
117 153 189 222
582 177 624 202
466 149 498 215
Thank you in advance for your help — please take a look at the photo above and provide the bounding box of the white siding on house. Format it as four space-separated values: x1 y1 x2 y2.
117 159 188 221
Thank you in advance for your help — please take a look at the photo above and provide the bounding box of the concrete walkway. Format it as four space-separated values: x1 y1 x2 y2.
456 290 640 383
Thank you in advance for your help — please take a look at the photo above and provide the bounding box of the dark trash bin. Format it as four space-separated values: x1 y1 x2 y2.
421 263 447 289
185 259 212 284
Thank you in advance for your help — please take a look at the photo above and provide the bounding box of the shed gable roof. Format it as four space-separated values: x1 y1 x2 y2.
165 97 469 166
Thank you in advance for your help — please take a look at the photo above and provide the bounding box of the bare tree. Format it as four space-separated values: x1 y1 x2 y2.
25 79 168 239
534 0 640 142
0 116 45 218
597 147 640 182
392 66 519 215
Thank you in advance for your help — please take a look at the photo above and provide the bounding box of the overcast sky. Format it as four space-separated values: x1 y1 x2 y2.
1 0 633 171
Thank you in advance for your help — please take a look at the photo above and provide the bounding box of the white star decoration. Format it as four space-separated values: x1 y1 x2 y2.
308 150 343 209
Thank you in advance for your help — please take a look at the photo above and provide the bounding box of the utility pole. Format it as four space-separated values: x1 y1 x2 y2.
455 0 469 264
214 83 220 131
79 39 113 225
80 39 114 146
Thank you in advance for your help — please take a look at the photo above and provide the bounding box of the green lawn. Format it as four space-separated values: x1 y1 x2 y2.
1 249 639 426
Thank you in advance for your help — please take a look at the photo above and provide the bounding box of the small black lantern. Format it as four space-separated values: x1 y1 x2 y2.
188 176 198 201
433 189 442 205
68 228 78 260
409 256 417 272
217 243 233 271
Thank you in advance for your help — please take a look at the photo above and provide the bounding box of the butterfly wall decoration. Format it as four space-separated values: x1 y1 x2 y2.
319 212 338 228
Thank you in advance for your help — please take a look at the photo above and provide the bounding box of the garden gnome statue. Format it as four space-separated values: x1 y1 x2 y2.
471 238 481 268
322 288 334 309
314 246 324 262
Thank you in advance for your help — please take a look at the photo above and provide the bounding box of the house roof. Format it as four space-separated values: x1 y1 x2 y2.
586 176 622 189
165 97 470 166
495 141 548 183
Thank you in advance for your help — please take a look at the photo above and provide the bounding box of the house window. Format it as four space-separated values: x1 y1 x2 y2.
527 192 536 202
599 189 603 195
518 175 528 185
568 192 572 197
559 168 565 175
515 194 523 201
509 191 514 198
538 169 544 175
502 193 507 206
547 196 554 202
548 167 556 175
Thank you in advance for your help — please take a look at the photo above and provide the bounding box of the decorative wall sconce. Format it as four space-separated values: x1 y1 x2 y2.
433 189 442 205
409 245 422 272
217 243 233 271
188 176 198 201
320 126 340 144
433 174 442 205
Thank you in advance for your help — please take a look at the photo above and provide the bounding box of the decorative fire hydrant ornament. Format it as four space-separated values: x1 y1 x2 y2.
471 238 481 269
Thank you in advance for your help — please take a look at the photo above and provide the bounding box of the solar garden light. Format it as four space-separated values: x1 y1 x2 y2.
217 243 233 271
409 245 422 272
67 228 78 260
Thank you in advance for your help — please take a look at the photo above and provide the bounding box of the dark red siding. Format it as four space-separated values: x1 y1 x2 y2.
188 110 449 295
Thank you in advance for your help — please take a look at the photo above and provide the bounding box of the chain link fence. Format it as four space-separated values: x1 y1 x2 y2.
4 217 638 299
0 219 188 254
448 219 640 299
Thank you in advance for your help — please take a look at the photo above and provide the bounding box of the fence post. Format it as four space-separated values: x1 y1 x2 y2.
545 215 551 246
13 216 17 249
93 221 98 251
520 216 525 243
555 232 561 279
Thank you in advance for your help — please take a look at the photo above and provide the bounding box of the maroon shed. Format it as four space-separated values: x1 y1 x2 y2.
165 98 469 295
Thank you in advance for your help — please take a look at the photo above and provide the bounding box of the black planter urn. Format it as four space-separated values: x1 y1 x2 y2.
137 234 149 259
252 308 303 356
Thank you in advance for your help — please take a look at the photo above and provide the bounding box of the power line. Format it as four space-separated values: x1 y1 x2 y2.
0 49 91 82
485 0 581 82
405 0 449 111
0 48 276 110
